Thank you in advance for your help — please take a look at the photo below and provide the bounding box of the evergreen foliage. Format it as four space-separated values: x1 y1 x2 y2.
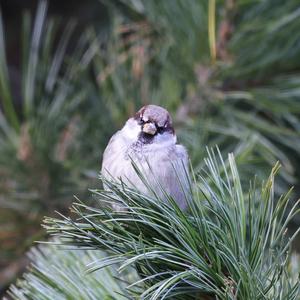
1 0 300 297
40 151 300 299
7 242 137 300
0 1 92 213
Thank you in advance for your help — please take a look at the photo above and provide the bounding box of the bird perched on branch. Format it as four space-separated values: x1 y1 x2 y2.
101 105 190 210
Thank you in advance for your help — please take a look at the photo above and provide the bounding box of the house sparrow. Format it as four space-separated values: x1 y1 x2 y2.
101 105 190 210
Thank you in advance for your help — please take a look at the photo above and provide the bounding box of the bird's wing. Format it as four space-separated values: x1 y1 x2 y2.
175 144 189 171
101 130 121 173
163 144 190 210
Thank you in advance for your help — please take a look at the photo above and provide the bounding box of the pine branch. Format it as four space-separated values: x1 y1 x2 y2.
7 241 138 299
43 149 300 299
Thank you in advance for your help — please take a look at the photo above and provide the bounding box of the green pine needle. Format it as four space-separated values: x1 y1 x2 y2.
43 149 300 299
8 241 139 300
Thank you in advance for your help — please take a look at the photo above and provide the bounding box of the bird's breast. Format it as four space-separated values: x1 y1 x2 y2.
102 140 189 210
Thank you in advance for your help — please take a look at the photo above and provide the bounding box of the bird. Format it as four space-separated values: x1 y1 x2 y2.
101 104 190 210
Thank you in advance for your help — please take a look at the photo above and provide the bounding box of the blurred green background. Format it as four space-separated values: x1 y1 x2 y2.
0 0 299 295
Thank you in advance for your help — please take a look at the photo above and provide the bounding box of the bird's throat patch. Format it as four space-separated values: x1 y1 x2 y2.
138 132 154 144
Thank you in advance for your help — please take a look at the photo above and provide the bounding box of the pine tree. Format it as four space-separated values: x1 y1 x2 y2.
10 150 300 299
1 0 300 297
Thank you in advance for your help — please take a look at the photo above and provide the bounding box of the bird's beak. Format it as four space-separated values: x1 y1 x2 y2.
142 122 157 135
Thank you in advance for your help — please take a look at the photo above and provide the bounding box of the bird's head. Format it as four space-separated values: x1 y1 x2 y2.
122 105 176 147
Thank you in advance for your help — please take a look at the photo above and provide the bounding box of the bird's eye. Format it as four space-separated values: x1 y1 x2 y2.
138 118 145 125
157 127 164 134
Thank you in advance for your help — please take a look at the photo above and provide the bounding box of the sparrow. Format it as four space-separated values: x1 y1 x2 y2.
101 105 190 210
